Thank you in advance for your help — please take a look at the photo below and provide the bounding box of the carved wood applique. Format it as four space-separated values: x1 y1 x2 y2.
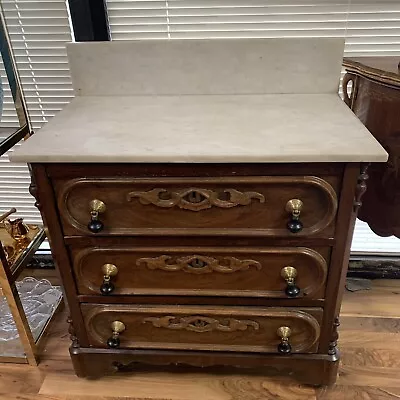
67 316 79 348
354 164 370 212
142 315 260 333
29 180 41 210
126 188 265 211
136 254 262 274
328 317 340 356
382 143 400 204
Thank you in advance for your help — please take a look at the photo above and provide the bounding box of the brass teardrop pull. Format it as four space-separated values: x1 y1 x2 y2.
285 199 304 233
277 326 292 355
281 266 300 298
100 263 118 295
88 199 106 233
107 321 125 348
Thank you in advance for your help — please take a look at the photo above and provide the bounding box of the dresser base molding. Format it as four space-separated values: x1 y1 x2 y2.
70 346 339 386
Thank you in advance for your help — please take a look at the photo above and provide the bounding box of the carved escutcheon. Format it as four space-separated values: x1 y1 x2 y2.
136 254 262 274
142 315 260 333
127 187 265 211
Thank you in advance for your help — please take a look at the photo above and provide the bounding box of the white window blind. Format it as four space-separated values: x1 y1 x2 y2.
106 0 400 57
107 0 400 254
0 0 74 225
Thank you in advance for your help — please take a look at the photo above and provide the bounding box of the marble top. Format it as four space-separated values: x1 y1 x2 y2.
67 38 345 96
11 94 388 163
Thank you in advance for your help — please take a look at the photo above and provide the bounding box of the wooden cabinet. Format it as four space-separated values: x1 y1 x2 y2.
13 38 386 386
29 161 364 385
343 57 400 238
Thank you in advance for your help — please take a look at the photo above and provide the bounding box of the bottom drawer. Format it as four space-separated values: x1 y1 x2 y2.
81 304 322 354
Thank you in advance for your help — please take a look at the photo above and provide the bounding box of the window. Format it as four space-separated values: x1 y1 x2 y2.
106 0 400 254
106 0 400 58
0 1 398 252
0 0 74 225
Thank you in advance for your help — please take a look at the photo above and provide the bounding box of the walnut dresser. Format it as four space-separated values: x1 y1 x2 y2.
11 38 387 385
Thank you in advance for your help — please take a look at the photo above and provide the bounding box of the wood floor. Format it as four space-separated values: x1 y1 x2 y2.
1 279 400 400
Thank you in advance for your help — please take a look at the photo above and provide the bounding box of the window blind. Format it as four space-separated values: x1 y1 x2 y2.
106 0 400 254
106 0 400 57
0 0 73 225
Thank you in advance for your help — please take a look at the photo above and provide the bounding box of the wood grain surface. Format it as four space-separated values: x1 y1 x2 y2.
343 59 400 238
80 304 322 353
69 244 329 299
1 278 399 400
54 175 340 237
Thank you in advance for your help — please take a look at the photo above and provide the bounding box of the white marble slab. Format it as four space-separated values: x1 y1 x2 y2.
11 94 388 163
68 38 345 96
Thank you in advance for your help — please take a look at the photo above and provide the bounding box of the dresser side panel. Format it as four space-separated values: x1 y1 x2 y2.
30 163 89 347
319 162 361 353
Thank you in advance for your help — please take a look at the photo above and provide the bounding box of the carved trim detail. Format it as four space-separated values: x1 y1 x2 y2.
328 317 340 356
126 188 265 211
142 315 260 333
354 164 370 212
382 147 400 204
67 316 79 348
29 180 41 210
136 254 262 274
342 73 356 108
343 58 400 88
111 360 298 378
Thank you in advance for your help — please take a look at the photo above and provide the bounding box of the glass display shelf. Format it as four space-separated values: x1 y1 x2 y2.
0 278 62 361
0 212 63 365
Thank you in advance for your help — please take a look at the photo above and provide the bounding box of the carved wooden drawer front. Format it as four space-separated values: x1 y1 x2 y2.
55 176 339 236
70 245 329 299
81 304 322 354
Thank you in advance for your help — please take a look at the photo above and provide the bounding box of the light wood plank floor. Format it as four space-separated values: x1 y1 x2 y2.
1 279 400 400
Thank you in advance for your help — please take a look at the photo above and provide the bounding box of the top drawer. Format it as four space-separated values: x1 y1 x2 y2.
55 176 339 237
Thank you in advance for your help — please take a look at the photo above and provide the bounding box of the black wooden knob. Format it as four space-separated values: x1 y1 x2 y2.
287 218 303 233
285 283 300 298
88 218 104 233
100 281 114 295
278 341 292 354
107 336 120 348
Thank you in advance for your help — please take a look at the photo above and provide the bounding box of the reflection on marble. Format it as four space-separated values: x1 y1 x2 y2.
0 278 62 358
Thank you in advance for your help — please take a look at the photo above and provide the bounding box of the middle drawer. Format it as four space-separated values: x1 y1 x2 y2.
70 244 330 299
